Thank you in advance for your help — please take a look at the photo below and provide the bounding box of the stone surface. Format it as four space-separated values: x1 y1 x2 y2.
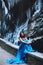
0 47 28 65
28 10 43 53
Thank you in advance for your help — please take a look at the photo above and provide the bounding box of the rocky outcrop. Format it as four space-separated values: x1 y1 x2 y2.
1 0 43 52
0 0 36 41
28 10 43 52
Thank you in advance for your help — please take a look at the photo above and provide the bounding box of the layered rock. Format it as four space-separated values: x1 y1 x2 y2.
0 0 43 52
27 10 43 52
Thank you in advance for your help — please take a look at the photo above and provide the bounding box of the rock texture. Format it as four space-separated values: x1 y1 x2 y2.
0 0 43 52
28 10 43 52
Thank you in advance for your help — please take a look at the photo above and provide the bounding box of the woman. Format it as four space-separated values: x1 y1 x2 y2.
6 31 35 64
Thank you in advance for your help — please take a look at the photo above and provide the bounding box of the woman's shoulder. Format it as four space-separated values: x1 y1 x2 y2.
25 37 27 40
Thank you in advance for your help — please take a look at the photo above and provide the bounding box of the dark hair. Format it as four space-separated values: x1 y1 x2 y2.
20 31 25 38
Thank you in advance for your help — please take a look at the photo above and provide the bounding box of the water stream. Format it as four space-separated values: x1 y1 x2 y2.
0 0 42 45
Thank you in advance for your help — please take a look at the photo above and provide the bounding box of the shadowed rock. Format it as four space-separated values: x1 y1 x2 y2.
28 10 43 52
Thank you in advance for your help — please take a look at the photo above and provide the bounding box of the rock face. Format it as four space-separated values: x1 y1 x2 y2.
28 10 43 52
0 0 43 52
0 0 36 43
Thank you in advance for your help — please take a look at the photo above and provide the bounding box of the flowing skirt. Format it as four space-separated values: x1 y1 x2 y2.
6 40 35 64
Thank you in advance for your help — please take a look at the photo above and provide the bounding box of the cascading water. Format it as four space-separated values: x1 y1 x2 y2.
4 18 29 44
28 0 42 37
33 0 42 17
1 0 30 44
1 0 31 44
27 0 43 52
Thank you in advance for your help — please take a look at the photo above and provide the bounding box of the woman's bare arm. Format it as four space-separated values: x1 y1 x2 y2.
20 38 32 44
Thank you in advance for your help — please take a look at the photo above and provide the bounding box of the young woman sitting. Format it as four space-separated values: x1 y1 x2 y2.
6 31 35 64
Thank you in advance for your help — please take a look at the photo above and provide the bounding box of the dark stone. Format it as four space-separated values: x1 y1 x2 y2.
28 11 43 53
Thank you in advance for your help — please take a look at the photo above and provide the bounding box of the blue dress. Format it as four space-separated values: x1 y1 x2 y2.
6 39 35 64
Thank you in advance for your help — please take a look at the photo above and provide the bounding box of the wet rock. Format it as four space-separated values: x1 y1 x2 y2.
28 10 43 52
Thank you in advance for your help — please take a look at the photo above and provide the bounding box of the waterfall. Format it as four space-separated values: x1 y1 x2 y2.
33 0 42 17
4 18 29 44
3 2 31 44
1 0 8 15
1 0 30 44
1 0 43 46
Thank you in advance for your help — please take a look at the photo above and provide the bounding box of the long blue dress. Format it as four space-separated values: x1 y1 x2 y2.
6 39 35 64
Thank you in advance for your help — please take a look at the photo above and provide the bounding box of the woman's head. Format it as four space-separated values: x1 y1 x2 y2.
20 31 25 38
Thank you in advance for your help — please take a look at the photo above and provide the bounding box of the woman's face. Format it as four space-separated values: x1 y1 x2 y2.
21 33 24 36
20 32 25 38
